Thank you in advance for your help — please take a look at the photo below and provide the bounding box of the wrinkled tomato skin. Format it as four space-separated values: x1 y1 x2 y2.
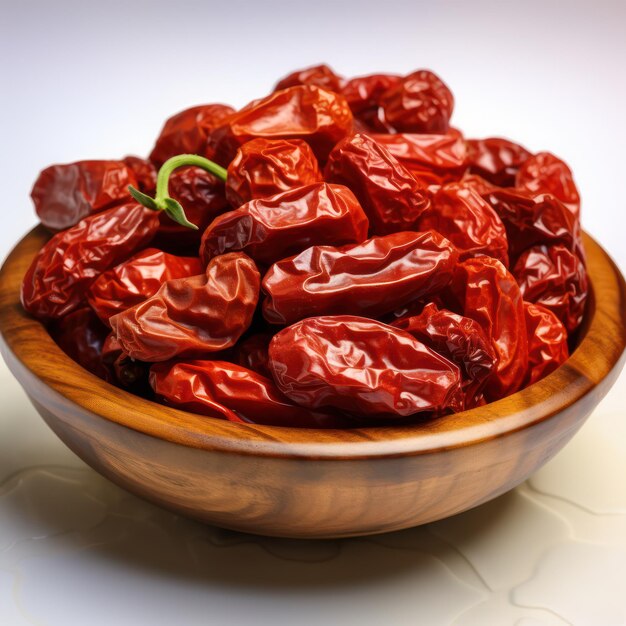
523 301 569 386
447 257 528 400
87 248 202 326
22 203 160 320
269 315 463 417
466 137 532 187
150 359 349 428
325 133 430 235
225 138 322 207
149 103 235 167
31 160 138 231
207 85 354 166
513 244 588 334
200 182 369 266
262 230 458 325
110 252 260 362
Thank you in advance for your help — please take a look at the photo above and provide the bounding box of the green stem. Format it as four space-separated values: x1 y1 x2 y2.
155 154 227 199
129 154 228 230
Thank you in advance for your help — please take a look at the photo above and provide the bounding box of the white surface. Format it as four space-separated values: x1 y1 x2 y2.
1 1 625 624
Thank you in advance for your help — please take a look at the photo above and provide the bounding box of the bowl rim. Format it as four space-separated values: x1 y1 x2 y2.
1 226 625 460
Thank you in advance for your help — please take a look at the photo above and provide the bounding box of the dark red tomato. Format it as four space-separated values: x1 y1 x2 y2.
268 315 463 417
418 182 509 265
371 129 468 185
207 86 354 165
523 301 569 386
225 138 322 207
274 64 344 93
150 359 348 427
149 103 235 167
448 256 528 400
466 137 532 187
513 244 588 334
87 248 202 326
49 307 110 380
378 70 454 133
31 160 137 231
516 152 580 218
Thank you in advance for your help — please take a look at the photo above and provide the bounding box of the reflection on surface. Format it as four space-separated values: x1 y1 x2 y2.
1 363 625 626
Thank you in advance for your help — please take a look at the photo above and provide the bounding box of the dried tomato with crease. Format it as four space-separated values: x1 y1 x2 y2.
110 252 260 362
466 137 532 187
417 182 509 265
149 103 235 167
378 70 454 133
523 301 569 386
371 129 468 185
206 85 353 165
269 315 463 417
200 182 369 266
31 160 137 231
447 256 528 400
102 333 149 391
340 73 401 132
233 332 273 378
225 138 322 207
49 307 111 381
150 360 348 427
273 64 344 93
122 156 157 193
262 230 458 325
156 166 229 247
516 151 580 218
325 132 430 235
512 244 588 334
87 248 202 326
22 203 160 320
391 302 496 409
482 188 584 263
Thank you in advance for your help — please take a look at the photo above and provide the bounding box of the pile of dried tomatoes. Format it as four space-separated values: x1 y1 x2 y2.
21 65 587 427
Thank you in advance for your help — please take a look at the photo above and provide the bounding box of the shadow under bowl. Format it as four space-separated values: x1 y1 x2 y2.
1 227 625 538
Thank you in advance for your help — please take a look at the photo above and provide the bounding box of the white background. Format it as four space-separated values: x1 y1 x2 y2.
1 1 625 625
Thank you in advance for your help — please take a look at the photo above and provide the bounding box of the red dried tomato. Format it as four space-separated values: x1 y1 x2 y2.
22 203 160 320
149 103 235 167
513 244 588 333
325 132 430 235
269 315 463 417
110 252 260 362
225 138 322 207
262 230 458 325
31 160 137 231
523 301 569 386
466 137 532 187
378 70 454 133
87 248 202 326
200 182 369 266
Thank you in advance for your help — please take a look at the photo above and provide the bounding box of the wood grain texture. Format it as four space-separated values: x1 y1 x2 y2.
1 226 625 538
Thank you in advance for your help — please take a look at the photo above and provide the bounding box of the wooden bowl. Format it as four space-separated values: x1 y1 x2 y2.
1 227 625 539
